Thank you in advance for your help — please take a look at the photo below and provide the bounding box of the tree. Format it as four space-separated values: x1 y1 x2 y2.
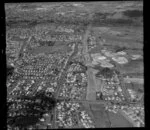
7 65 14 80
95 68 114 79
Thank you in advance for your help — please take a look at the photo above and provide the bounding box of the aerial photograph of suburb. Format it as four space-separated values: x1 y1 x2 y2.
6 1 144 129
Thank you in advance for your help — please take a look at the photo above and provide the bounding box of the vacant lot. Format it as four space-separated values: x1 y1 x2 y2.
108 112 133 127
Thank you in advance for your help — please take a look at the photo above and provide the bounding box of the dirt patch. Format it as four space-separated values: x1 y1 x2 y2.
108 112 133 127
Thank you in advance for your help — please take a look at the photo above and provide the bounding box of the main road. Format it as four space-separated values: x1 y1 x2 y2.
53 42 79 128
81 14 98 101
